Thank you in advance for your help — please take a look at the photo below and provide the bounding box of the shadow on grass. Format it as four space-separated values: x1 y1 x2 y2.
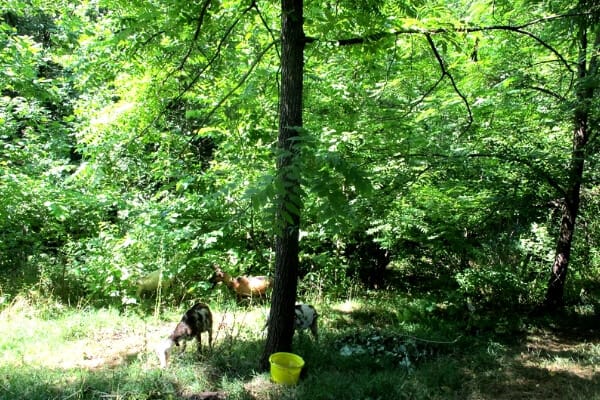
0 337 266 400
2 300 598 400
460 361 600 400
3 331 598 400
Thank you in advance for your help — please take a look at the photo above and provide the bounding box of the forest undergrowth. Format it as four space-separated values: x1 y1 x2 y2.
0 288 598 400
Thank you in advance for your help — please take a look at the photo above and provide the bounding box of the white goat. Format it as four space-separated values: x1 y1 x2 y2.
265 303 319 341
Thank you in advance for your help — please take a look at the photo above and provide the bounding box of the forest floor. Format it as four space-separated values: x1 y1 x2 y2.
459 321 599 399
1 298 598 399
37 311 600 399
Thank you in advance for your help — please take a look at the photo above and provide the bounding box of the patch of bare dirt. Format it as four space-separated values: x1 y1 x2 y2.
59 309 267 371
243 374 285 400
59 324 165 370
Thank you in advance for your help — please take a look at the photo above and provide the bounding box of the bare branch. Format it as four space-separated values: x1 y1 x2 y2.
178 40 277 157
165 2 255 108
411 75 444 108
199 41 277 126
174 0 212 73
585 26 600 148
384 150 566 197
252 1 280 59
424 33 473 130
159 0 212 87
325 12 592 74
522 85 566 101
510 27 572 73
136 2 256 139
499 153 565 196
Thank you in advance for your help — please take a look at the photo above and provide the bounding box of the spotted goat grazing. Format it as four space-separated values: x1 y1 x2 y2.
156 303 213 368
266 303 319 341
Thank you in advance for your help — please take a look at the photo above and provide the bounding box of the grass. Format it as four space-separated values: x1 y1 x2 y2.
1 290 599 400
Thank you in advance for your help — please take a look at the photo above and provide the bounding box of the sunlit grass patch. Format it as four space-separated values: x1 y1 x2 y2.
520 331 600 381
0 297 154 370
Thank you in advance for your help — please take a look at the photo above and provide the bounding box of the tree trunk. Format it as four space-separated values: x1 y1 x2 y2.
260 0 305 371
545 146 583 309
544 13 599 310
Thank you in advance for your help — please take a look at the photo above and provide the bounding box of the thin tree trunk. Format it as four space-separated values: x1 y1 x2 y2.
260 0 305 371
544 13 599 310
545 138 584 309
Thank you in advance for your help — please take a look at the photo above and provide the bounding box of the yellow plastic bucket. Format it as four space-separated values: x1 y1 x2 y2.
269 352 305 385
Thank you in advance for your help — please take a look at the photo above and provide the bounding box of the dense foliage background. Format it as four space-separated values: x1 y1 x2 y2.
1 0 599 316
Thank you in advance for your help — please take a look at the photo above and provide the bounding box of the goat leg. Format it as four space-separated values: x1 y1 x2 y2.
310 320 319 341
196 333 202 353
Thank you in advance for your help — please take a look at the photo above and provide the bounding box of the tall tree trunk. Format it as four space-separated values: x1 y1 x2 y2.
260 0 305 370
544 12 599 310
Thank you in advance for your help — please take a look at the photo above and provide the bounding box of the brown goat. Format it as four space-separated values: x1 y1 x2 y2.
210 266 272 300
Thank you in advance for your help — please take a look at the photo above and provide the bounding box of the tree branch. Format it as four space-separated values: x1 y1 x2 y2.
173 41 277 162
521 85 566 101
424 33 473 130
174 0 212 73
321 12 591 74
252 1 280 59
385 150 566 197
137 2 256 139
168 2 255 104
159 0 212 87
199 41 277 126
510 27 572 73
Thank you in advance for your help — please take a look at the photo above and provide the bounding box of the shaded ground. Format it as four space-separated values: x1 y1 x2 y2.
3 296 594 400
459 316 599 400
48 309 598 400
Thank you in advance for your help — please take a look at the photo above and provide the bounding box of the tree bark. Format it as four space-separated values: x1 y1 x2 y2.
544 12 599 310
260 0 305 371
